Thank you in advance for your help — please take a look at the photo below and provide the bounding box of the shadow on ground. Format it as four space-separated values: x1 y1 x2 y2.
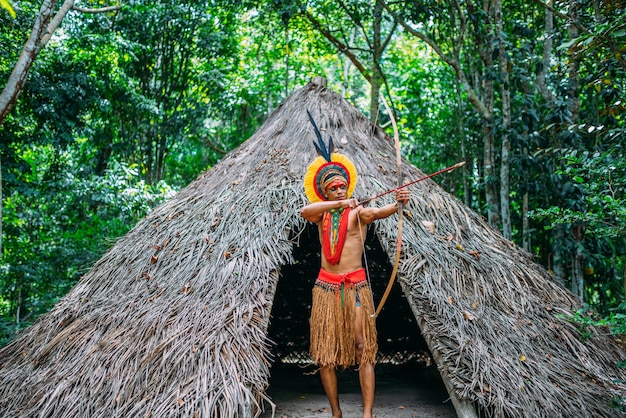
260 363 457 418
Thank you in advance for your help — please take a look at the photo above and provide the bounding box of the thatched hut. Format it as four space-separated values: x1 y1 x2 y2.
1 77 625 418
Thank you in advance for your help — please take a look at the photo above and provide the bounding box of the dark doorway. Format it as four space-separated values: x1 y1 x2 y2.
267 222 430 366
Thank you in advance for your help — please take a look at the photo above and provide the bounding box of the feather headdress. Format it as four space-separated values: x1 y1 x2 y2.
304 110 358 203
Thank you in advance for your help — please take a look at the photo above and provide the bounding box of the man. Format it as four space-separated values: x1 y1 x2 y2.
300 129 410 418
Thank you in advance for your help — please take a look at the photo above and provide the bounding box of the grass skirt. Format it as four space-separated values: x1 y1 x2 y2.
310 270 378 368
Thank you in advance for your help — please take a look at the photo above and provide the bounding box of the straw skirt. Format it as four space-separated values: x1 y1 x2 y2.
309 269 378 368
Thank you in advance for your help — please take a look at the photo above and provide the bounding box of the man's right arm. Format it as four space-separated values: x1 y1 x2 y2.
300 199 357 223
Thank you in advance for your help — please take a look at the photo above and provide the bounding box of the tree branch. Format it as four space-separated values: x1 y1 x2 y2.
72 5 121 14
532 0 626 71
304 11 371 83
40 0 75 45
530 0 592 35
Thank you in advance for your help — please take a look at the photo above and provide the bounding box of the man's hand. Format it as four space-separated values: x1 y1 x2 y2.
341 198 359 209
395 189 410 205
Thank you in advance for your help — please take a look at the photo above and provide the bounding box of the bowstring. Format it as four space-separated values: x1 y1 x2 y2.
357 106 382 318
356 210 377 318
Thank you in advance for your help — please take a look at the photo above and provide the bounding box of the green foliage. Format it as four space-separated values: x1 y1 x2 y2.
533 150 626 239
531 147 626 311
0 0 344 346
0 143 175 345
0 1 40 77
564 303 626 342
385 36 466 196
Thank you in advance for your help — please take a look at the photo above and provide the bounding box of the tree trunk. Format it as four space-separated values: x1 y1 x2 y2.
156 134 167 183
341 30 357 98
572 245 584 300
521 91 531 251
15 280 22 328
456 81 472 208
370 0 385 121
567 0 582 299
495 0 512 239
536 1 556 102
567 0 580 121
522 189 529 251
552 225 568 287
623 259 626 304
482 84 499 229
472 1 499 229
284 26 290 97
370 79 382 123
146 133 155 185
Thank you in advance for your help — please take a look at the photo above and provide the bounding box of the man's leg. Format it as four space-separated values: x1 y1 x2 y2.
320 365 342 418
355 306 375 418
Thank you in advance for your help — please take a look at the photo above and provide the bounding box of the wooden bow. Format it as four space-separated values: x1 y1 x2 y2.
374 93 403 317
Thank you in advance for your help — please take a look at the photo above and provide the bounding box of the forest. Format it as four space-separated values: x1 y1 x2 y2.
0 0 624 346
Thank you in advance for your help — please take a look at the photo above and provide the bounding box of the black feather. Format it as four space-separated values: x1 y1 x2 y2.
307 110 334 161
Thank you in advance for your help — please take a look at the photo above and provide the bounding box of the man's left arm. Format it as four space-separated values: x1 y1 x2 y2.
359 189 409 224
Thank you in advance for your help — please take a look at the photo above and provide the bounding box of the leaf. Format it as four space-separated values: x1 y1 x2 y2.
557 39 577 50
463 310 478 321
421 220 435 234
468 250 481 259
582 35 595 46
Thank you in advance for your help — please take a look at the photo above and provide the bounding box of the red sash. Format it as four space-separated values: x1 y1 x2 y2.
322 208 350 265
317 268 366 285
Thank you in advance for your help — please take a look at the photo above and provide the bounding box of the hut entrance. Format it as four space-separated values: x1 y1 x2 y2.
263 223 454 416
268 222 430 367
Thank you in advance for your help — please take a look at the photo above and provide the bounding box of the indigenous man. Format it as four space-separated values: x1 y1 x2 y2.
300 129 410 418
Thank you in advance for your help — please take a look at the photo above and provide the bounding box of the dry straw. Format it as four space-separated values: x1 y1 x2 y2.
0 77 625 417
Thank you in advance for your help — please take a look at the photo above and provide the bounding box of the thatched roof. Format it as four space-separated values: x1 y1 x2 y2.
1 77 625 418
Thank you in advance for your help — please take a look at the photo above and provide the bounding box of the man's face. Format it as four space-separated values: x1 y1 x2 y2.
324 179 348 201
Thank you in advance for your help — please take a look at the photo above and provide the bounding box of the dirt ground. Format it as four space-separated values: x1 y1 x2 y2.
259 364 457 418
